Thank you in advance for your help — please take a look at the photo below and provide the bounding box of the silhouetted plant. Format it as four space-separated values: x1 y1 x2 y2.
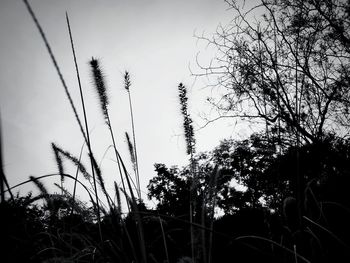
90 58 109 122
178 83 196 156
126 131 137 175
178 82 199 262
124 71 141 199
7 1 350 263
89 58 131 208
0 114 14 202
51 143 91 181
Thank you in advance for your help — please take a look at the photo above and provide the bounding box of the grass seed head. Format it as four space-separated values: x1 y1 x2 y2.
124 71 131 91
178 83 196 156
90 57 109 121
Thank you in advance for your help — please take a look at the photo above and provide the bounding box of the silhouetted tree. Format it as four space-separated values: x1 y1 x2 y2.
148 133 350 262
148 132 290 215
197 0 350 144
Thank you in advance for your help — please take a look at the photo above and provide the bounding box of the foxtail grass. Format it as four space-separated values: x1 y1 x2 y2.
29 175 49 200
89 58 147 262
66 12 103 240
117 147 148 263
23 3 159 261
178 82 198 262
178 83 196 156
23 1 104 240
51 143 92 182
8 173 97 212
89 152 113 210
125 132 136 171
89 58 129 210
125 131 141 199
71 142 85 216
124 71 141 199
52 143 65 193
114 181 122 215
90 58 109 122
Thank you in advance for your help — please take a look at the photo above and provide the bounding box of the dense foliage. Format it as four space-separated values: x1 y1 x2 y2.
2 134 350 262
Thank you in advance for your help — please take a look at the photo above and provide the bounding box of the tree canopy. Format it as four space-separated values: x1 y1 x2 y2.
197 0 350 144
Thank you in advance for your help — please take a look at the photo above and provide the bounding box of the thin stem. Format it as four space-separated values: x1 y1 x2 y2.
0 112 6 203
127 89 141 200
106 113 130 212
22 0 87 143
158 215 170 263
0 114 14 201
7 173 97 209
66 12 103 240
70 142 85 216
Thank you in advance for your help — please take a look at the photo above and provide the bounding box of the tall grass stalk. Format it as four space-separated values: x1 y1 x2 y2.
29 175 49 202
116 186 143 263
52 143 65 194
89 58 147 262
0 113 5 203
124 71 141 199
22 0 104 240
89 152 113 210
51 143 92 181
158 215 170 263
50 143 106 212
114 182 122 214
125 131 141 199
70 143 85 218
117 149 148 263
22 0 87 143
0 113 13 202
110 157 139 198
201 197 207 263
125 132 136 170
89 58 138 213
65 13 103 240
178 83 197 262
207 166 220 263
89 58 129 205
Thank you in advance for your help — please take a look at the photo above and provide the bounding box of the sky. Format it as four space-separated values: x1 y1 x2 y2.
0 0 252 207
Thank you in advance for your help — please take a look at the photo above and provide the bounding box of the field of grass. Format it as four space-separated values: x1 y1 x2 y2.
1 1 350 262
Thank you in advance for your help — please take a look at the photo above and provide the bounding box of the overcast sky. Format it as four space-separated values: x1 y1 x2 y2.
0 0 251 205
